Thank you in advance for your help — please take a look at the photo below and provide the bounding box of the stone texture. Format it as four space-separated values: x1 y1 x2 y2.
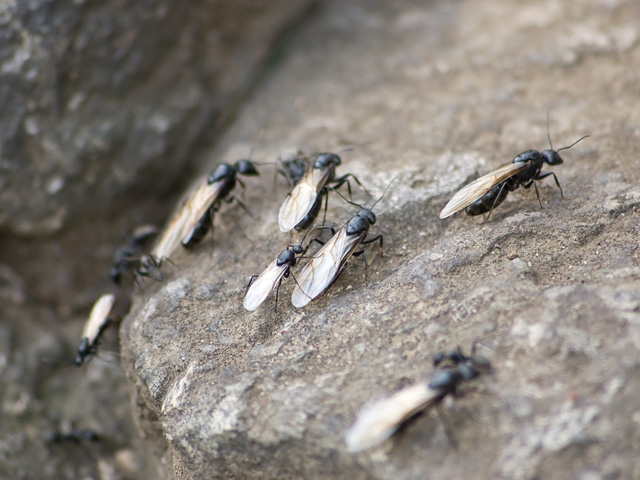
0 0 312 236
0 1 316 480
122 0 640 478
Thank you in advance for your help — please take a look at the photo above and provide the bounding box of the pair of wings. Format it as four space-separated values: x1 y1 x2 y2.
151 180 225 260
439 162 528 219
291 226 364 308
344 380 445 452
81 293 115 343
278 166 333 232
243 259 290 311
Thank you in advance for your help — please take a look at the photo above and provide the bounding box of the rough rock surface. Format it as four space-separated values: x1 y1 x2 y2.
0 2 316 480
119 0 640 479
0 0 311 237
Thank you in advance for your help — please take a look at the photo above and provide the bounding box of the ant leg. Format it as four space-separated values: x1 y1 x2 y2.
331 177 353 200
245 274 259 294
483 182 509 223
322 189 330 226
536 171 564 198
333 173 371 196
274 276 285 313
230 196 256 219
532 181 543 209
208 211 216 254
290 271 313 300
352 249 369 283
362 234 383 257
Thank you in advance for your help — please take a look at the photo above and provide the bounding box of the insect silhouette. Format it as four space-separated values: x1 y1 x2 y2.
439 130 589 221
137 159 259 280
46 428 100 444
182 159 259 248
75 293 115 366
278 152 367 233
276 150 308 186
290 180 394 309
344 348 491 452
109 224 159 284
243 228 318 312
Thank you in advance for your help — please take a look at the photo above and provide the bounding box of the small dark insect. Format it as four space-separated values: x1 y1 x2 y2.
277 150 308 186
439 131 589 221
181 159 259 248
290 180 395 308
432 346 468 367
137 159 259 280
278 152 368 232
344 349 491 452
109 224 158 284
243 228 318 312
75 294 115 366
47 429 100 443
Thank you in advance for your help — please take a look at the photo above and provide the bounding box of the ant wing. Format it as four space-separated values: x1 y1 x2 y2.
81 294 115 344
180 180 227 245
439 162 527 218
278 167 333 232
344 381 442 452
291 226 362 308
243 259 288 311
151 180 224 260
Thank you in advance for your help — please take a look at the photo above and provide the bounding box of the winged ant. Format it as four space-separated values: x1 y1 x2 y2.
75 293 115 366
109 224 158 284
290 179 395 309
137 159 259 281
344 347 491 452
440 123 589 221
243 227 320 312
278 151 369 233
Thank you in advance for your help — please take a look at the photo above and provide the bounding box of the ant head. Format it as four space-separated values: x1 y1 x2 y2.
541 149 564 166
456 363 480 381
234 159 259 176
358 208 376 226
427 368 459 391
542 135 590 165
276 248 296 266
313 153 341 170
346 209 377 236
291 244 305 255
208 163 235 184
281 155 307 181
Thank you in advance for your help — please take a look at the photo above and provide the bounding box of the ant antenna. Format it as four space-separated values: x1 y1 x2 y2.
333 188 364 210
556 135 590 153
237 147 275 166
370 176 398 211
336 139 374 154
546 110 553 151
291 223 316 248
545 111 590 153
333 175 398 211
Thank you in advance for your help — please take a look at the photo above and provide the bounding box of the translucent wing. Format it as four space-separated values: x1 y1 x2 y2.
439 162 527 218
151 180 224 260
278 167 332 232
345 381 442 452
82 293 115 344
243 259 288 311
180 180 226 245
291 227 362 308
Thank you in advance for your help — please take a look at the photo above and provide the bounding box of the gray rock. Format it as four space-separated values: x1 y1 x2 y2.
0 0 314 236
0 1 318 480
122 0 640 479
